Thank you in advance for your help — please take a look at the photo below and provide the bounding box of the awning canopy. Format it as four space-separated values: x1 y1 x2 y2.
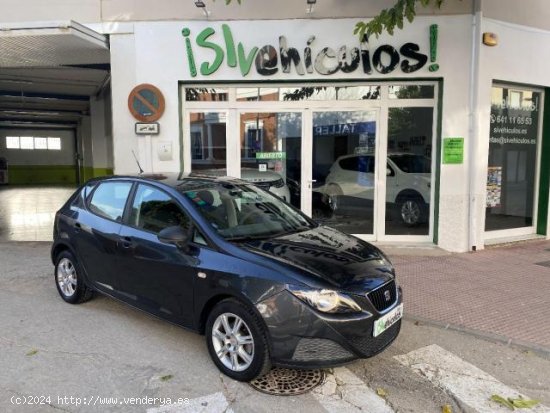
0 20 109 68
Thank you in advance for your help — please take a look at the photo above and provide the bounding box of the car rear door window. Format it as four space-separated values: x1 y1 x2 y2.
129 184 191 234
89 181 132 221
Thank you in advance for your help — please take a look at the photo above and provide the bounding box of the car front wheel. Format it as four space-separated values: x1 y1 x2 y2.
54 250 93 304
206 298 271 381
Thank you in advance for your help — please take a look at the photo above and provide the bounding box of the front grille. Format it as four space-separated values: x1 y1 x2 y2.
348 320 401 358
253 178 285 191
367 281 397 312
271 178 285 188
292 338 355 362
254 181 271 190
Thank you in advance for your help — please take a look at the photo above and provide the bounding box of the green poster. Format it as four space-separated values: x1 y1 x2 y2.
443 138 464 164
255 152 286 160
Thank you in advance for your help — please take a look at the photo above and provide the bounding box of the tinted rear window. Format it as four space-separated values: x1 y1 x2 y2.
89 181 132 221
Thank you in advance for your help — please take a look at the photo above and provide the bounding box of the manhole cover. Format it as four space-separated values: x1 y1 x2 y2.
249 368 325 396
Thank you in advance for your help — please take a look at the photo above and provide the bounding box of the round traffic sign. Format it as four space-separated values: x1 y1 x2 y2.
128 84 165 122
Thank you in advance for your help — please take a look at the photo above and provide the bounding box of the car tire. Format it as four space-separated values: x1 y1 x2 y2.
398 196 424 226
54 250 93 304
206 298 271 382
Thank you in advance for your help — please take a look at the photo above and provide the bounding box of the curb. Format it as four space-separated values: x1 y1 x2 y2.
403 314 550 359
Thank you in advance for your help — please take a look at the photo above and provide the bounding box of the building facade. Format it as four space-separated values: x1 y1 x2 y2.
1 0 549 252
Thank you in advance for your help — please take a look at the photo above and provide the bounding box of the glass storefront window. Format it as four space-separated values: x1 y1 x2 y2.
280 86 380 101
389 85 434 99
190 112 227 171
236 88 279 102
185 88 228 101
385 107 433 235
312 110 378 235
240 112 301 207
485 85 541 231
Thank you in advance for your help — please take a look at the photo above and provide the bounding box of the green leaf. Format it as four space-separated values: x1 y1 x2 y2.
160 374 173 382
509 396 540 409
490 395 515 410
376 388 388 398
26 349 38 356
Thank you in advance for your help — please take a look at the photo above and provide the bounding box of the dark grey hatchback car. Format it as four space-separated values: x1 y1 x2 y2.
52 173 403 381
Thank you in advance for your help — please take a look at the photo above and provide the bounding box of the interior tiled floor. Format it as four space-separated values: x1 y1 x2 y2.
0 185 76 241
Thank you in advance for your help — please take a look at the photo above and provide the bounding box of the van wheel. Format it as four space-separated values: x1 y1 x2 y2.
326 184 343 213
399 197 423 226
54 250 93 304
206 299 271 382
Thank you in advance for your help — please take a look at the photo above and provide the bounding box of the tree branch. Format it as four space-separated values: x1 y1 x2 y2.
354 0 445 39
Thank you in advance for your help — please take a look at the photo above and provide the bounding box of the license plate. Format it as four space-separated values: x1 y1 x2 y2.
373 303 403 337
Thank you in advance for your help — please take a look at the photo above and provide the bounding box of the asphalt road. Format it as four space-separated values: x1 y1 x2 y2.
1 242 549 413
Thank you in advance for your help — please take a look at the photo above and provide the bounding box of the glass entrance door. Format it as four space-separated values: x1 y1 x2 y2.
310 110 379 236
485 85 543 237
238 111 302 207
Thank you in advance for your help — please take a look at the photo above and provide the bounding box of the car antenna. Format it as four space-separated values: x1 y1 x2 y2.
131 150 144 174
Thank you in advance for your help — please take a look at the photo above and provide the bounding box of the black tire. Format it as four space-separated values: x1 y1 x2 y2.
397 196 424 227
54 250 93 304
205 298 271 381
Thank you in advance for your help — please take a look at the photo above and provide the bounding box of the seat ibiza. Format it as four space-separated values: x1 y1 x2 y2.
51 173 403 381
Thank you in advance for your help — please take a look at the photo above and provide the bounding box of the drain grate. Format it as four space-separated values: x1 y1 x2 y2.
249 368 325 396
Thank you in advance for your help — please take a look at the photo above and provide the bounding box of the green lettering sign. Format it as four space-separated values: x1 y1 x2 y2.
196 27 224 76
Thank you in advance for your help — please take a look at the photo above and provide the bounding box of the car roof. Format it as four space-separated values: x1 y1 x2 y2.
88 172 248 191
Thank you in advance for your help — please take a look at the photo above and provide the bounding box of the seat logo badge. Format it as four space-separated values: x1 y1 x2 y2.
384 290 391 301
197 272 207 279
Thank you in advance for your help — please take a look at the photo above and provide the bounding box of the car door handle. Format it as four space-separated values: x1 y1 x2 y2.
119 236 134 249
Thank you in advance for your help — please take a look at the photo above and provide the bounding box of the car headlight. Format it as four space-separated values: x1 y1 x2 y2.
287 285 362 314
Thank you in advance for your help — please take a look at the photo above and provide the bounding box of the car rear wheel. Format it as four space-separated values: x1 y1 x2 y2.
399 197 423 226
54 250 93 304
206 299 271 381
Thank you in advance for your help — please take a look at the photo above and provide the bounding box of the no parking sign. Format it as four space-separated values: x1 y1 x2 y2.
127 84 165 122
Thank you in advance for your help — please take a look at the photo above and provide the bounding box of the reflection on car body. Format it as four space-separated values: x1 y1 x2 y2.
319 153 431 226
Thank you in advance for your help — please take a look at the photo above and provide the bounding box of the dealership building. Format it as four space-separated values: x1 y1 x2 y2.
0 0 549 252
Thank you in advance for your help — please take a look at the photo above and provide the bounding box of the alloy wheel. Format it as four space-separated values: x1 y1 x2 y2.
56 257 77 297
211 312 255 372
401 200 421 225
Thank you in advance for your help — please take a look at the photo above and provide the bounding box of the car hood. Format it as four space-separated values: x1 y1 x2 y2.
239 226 394 294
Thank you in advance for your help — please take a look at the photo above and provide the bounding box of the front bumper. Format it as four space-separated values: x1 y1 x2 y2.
256 286 403 368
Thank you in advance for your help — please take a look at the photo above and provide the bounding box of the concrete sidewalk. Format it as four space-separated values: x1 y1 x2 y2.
387 240 550 353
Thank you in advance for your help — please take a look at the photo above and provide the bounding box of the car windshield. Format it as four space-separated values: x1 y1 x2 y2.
180 182 315 241
389 154 431 173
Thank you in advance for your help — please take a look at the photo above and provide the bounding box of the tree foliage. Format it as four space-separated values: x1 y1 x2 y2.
354 0 445 38
221 0 448 38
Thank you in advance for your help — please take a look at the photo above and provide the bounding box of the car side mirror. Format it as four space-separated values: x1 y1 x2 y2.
158 226 189 249
386 168 392 176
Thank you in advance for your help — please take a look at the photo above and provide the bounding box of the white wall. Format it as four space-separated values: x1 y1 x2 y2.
0 0 101 23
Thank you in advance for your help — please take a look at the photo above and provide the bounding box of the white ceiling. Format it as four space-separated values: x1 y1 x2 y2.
0 21 109 126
